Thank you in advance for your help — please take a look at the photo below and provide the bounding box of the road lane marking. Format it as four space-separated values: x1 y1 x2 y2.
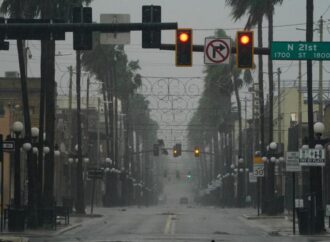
164 215 172 234
170 215 176 235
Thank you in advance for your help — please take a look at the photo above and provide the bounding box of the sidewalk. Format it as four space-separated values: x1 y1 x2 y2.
242 209 330 237
242 212 293 236
0 207 103 241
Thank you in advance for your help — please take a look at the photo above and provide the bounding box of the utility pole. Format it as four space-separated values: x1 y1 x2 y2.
318 16 324 121
86 75 90 154
277 68 282 144
75 50 85 214
68 66 73 151
298 61 302 147
306 0 324 233
97 97 100 166
244 97 247 130
68 66 73 197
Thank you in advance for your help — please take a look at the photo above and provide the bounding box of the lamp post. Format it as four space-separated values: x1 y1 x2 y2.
12 121 24 208
311 121 325 233
237 157 245 207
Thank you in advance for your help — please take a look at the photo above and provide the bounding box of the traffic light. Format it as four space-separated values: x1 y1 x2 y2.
153 144 159 156
194 146 200 157
175 143 182 156
142 5 161 48
173 145 178 157
73 7 93 50
175 28 192 67
187 171 192 179
236 31 254 69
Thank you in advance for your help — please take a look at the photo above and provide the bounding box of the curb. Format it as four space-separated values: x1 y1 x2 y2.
0 236 29 242
54 223 82 236
242 214 286 220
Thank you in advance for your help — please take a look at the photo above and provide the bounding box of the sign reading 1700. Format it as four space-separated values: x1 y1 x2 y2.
271 41 330 60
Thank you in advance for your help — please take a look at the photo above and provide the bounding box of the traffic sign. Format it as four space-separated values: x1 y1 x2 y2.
3 141 15 152
100 14 131 45
286 151 301 172
299 148 325 166
271 41 330 60
204 38 230 64
253 156 264 177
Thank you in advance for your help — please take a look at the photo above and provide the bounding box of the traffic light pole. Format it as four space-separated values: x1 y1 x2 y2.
0 22 178 36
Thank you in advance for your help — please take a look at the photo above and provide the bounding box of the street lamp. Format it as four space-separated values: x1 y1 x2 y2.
22 142 32 152
264 141 278 215
12 121 24 208
311 121 326 233
13 121 24 134
314 122 325 137
269 142 277 151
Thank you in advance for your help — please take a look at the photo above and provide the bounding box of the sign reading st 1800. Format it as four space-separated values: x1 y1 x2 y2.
271 41 330 60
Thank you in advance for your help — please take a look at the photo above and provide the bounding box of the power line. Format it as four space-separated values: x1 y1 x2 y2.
321 4 330 17
194 22 308 31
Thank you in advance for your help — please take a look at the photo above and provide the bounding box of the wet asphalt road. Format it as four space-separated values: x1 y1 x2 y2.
27 179 321 242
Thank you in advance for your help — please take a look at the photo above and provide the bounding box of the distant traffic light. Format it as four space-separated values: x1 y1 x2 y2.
175 143 182 156
187 171 192 179
194 146 200 157
175 28 192 67
153 144 159 156
173 145 178 157
236 31 254 69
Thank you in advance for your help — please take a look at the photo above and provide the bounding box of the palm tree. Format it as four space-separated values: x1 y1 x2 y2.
128 93 158 187
37 0 92 212
226 0 283 151
226 0 284 212
0 0 39 227
81 34 142 205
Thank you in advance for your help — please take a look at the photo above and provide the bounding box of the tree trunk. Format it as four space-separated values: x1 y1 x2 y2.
258 18 264 153
268 12 274 144
106 66 114 163
17 39 36 211
213 132 220 177
38 41 46 210
43 40 56 207
75 50 85 214
233 79 242 158
102 82 110 158
40 0 56 208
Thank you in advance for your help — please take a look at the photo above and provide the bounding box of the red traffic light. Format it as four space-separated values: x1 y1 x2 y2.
176 28 192 66
179 32 189 43
239 34 250 45
194 146 200 157
236 31 254 69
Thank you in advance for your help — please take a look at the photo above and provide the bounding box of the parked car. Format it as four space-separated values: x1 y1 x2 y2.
180 197 188 204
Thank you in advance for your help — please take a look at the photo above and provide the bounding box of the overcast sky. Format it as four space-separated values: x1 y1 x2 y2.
0 0 329 88
0 0 330 146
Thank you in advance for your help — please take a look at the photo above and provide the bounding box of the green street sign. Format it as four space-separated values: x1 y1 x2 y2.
271 41 330 60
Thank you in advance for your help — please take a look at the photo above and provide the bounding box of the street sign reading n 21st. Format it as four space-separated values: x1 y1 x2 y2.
271 41 330 60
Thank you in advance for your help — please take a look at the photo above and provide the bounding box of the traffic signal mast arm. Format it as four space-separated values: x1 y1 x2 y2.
0 22 178 35
160 44 270 55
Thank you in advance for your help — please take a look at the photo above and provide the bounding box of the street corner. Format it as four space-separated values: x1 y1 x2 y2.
0 236 29 242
